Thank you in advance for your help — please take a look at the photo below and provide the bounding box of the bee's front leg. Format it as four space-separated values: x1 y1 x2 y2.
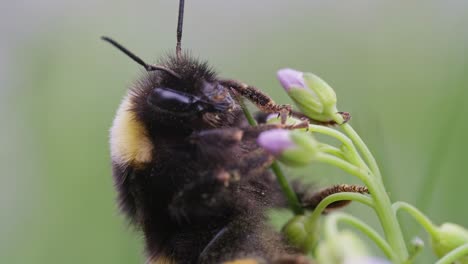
220 79 292 124
189 125 284 162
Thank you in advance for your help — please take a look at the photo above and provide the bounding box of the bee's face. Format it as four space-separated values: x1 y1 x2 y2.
131 61 241 134
147 80 236 119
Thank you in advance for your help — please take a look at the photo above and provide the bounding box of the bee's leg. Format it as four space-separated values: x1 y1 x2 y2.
198 215 305 264
168 172 233 225
295 184 369 213
234 148 275 177
188 127 248 165
189 125 282 150
189 121 304 153
220 79 292 124
190 124 310 182
189 124 290 164
290 110 351 126
190 124 309 185
189 127 244 148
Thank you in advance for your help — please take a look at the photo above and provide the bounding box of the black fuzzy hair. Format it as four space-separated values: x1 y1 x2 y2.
158 51 217 84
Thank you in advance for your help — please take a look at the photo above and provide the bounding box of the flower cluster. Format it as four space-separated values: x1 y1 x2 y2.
248 68 468 264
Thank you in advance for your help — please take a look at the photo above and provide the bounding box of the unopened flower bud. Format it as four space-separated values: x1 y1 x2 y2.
277 68 344 123
277 68 307 91
282 215 311 250
258 129 318 167
430 222 468 262
316 230 371 264
408 237 425 262
257 129 296 156
302 73 337 108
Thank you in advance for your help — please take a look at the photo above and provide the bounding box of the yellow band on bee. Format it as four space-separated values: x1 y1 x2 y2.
111 94 154 165
223 259 260 264
148 255 176 264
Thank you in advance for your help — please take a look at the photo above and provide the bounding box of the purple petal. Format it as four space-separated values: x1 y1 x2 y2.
257 129 295 155
277 68 306 91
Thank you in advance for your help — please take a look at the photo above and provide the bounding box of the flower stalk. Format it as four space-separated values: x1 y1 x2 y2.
323 212 397 262
237 97 304 215
270 161 304 215
247 68 468 264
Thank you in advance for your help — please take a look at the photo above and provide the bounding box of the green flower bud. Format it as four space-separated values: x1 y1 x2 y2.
279 130 319 167
283 213 321 252
282 215 309 249
258 129 319 167
316 230 371 264
277 68 344 123
431 223 468 263
287 87 324 116
408 237 425 262
302 73 337 108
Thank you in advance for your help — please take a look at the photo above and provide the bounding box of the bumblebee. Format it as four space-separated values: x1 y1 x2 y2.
104 1 364 263
106 44 303 264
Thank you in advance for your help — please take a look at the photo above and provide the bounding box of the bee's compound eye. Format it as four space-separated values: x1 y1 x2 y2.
148 87 196 113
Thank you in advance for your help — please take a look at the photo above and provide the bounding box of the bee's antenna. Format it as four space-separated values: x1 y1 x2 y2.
176 0 185 59
101 36 181 79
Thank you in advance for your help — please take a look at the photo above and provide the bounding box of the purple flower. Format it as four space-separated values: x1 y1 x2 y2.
257 129 295 155
277 68 306 91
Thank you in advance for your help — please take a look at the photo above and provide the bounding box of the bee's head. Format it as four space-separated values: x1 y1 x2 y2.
130 54 241 135
107 1 242 166
101 37 242 136
104 36 243 166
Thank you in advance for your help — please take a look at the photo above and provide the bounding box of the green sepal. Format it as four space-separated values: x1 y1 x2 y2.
288 87 323 113
303 73 337 108
279 148 313 167
278 131 318 167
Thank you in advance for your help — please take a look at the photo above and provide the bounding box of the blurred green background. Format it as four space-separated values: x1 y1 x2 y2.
1 0 467 263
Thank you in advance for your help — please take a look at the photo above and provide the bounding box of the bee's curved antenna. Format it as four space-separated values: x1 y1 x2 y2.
176 0 185 59
101 36 181 79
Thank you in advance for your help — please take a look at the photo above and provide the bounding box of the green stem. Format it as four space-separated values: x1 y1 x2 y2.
315 153 371 183
271 162 304 215
407 237 425 263
318 144 346 160
309 124 367 168
392 201 439 238
324 212 398 262
341 123 382 179
308 124 353 147
316 154 408 261
237 97 258 126
237 97 303 214
435 243 468 264
306 192 374 232
340 123 408 262
368 181 408 262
